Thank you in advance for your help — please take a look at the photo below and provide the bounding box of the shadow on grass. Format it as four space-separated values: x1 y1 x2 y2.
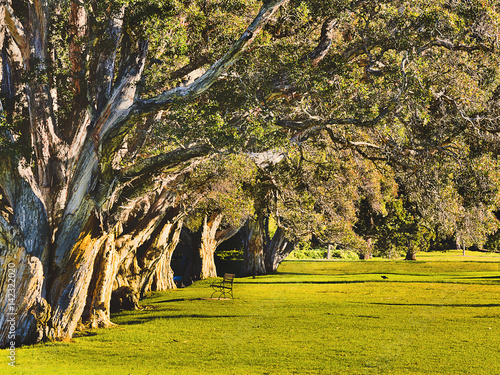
461 276 500 280
367 302 500 308
236 280 369 285
118 314 241 326
73 331 98 337
155 298 195 303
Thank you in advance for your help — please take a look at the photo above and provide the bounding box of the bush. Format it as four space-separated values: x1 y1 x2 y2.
288 242 359 260
215 248 244 260
330 249 360 260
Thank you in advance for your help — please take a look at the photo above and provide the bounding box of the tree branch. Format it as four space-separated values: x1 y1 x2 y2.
433 37 493 53
88 4 125 117
133 0 288 116
324 125 384 161
2 1 29 63
300 18 338 65
99 0 287 181
118 143 212 181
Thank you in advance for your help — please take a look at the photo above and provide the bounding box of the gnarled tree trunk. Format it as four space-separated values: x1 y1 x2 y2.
199 213 224 279
264 227 295 273
242 216 267 276
181 213 242 283
0 0 287 347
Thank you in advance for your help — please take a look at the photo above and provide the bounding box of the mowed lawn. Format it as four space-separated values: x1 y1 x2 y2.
3 250 500 374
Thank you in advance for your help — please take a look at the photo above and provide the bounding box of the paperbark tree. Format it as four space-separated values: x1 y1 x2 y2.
242 215 267 276
264 226 295 273
199 213 242 279
180 213 242 284
0 0 287 347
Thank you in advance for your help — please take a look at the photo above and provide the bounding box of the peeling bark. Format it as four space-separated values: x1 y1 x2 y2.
143 219 183 293
0 219 45 347
181 214 242 282
0 0 287 346
48 214 103 341
300 17 338 65
199 213 224 279
242 216 266 276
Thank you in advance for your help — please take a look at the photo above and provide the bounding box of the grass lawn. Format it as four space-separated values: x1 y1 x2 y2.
3 250 500 374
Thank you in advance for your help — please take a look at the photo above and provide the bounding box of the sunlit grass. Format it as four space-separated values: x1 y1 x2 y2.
3 252 500 374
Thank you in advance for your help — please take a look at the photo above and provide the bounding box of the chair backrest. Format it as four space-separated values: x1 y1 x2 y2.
223 273 235 285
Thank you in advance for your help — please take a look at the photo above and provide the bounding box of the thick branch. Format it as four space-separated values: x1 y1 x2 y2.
88 4 125 116
168 55 211 82
133 0 288 116
119 143 212 180
433 38 493 53
2 1 29 63
300 18 338 65
100 0 287 179
276 101 393 132
215 223 243 246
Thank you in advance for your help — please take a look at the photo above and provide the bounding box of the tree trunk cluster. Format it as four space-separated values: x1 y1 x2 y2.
0 0 287 347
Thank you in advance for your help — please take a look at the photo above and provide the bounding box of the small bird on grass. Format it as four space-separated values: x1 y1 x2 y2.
381 275 388 280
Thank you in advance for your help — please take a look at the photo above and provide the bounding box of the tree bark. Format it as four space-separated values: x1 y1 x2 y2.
199 213 224 279
182 214 242 282
0 219 46 346
0 0 289 346
405 249 417 261
242 216 267 276
264 226 295 273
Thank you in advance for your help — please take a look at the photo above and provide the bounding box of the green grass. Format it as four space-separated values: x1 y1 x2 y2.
3 251 500 374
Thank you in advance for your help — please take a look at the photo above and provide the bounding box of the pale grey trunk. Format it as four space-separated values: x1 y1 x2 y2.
198 213 242 279
142 220 184 293
199 214 224 279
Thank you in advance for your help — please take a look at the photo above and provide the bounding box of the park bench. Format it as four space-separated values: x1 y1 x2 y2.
210 273 235 299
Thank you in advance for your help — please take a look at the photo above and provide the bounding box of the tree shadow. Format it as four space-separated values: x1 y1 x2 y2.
118 314 241 326
236 280 369 285
366 302 500 308
73 331 98 337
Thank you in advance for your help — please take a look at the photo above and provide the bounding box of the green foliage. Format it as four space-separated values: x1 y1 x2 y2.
288 242 359 260
5 0 500 257
215 248 244 260
360 197 436 258
180 153 257 230
0 110 29 159
288 242 326 259
485 228 500 251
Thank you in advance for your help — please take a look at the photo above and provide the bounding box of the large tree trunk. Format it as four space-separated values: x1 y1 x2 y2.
199 213 224 279
242 216 267 276
0 224 46 346
264 227 295 273
405 249 417 260
181 214 242 283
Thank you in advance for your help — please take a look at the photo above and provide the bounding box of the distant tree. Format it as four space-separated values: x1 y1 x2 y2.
177 154 255 282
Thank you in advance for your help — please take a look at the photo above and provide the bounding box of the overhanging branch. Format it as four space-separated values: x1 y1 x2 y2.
118 143 212 180
133 0 288 116
300 17 338 65
433 37 493 53
99 0 287 181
